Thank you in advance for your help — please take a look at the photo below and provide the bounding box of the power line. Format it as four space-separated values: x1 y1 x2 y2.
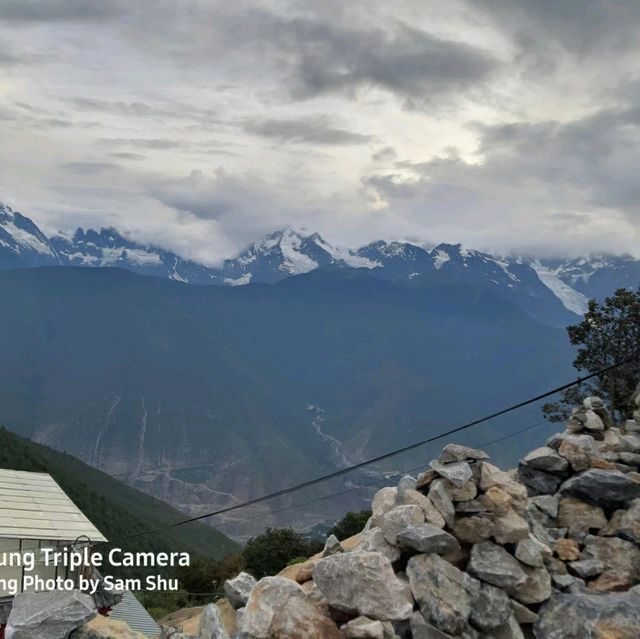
206 419 547 533
113 355 634 543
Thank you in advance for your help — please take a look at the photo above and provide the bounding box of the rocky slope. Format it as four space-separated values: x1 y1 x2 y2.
161 383 640 638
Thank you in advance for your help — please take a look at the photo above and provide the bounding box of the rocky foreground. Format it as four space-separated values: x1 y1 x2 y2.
162 387 640 639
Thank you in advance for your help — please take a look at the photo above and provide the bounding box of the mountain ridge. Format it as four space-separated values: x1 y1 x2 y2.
1 203 638 323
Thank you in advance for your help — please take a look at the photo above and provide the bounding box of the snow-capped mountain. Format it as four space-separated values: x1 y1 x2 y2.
1 202 638 324
0 203 59 269
51 227 224 285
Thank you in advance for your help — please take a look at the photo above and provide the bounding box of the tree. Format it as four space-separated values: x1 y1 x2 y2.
543 288 640 421
327 510 372 540
242 528 323 579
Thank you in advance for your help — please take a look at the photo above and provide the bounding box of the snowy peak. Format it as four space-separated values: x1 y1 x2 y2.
0 203 58 268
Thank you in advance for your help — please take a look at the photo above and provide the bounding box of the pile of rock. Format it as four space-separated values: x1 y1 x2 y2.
161 387 640 639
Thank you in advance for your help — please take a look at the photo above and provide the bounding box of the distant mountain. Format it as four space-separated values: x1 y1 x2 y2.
0 265 573 535
1 202 638 324
0 426 239 571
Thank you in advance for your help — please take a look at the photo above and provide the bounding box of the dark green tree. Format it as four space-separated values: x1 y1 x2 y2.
328 510 372 540
242 528 323 579
543 288 640 421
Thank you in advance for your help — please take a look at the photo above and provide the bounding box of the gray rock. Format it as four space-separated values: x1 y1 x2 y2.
322 534 345 557
568 559 604 579
559 469 640 507
268 594 343 638
438 444 489 464
6 590 96 639
199 603 230 639
515 537 550 567
409 612 454 639
407 553 480 636
618 452 640 466
400 489 446 528
343 616 385 639
529 495 559 519
452 515 495 544
492 615 525 639
397 475 417 494
238 576 304 638
521 447 569 473
313 552 413 621
430 461 473 487
372 487 399 527
517 464 563 495
469 582 511 631
599 498 640 543
381 505 424 545
492 507 530 544
557 497 607 533
357 527 402 563
509 599 538 625
468 541 527 589
534 591 640 638
583 409 605 432
396 523 460 555
428 480 456 527
454 499 488 515
551 573 576 590
582 535 640 592
507 564 552 605
224 572 257 610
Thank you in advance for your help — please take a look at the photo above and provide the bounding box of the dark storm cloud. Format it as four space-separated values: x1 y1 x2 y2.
229 12 500 105
244 117 374 145
0 0 126 22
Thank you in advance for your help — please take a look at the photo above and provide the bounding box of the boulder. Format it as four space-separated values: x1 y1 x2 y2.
599 498 640 544
529 495 559 519
6 590 96 639
521 447 569 474
509 599 538 625
492 508 530 544
430 461 473 487
406 553 480 635
554 538 580 562
268 594 342 639
372 487 399 526
452 516 495 544
582 536 640 592
409 612 455 639
534 591 640 638
313 552 413 621
468 541 527 589
481 486 514 515
469 582 511 632
238 576 304 638
559 469 640 508
396 475 417 497
428 480 456 527
515 537 550 568
400 489 446 528
492 615 524 639
557 497 607 533
381 505 424 544
224 571 257 609
342 616 385 639
438 444 489 464
444 479 478 502
558 435 600 472
396 523 460 555
568 559 604 579
480 464 528 505
507 564 551 605
322 534 345 557
518 464 562 495
199 603 230 639
357 527 402 563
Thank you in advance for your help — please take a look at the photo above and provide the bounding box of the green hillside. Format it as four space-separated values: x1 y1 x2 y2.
0 426 239 576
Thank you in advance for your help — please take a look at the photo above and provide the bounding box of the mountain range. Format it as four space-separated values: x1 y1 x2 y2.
0 201 638 538
2 202 639 324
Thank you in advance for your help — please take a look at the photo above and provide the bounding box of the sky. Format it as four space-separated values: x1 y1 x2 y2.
1 0 640 264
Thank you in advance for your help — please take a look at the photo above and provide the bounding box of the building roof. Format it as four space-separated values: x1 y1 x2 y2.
109 591 160 637
0 468 107 543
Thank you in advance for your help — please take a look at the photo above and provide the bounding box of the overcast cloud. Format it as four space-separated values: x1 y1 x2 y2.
0 0 639 263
